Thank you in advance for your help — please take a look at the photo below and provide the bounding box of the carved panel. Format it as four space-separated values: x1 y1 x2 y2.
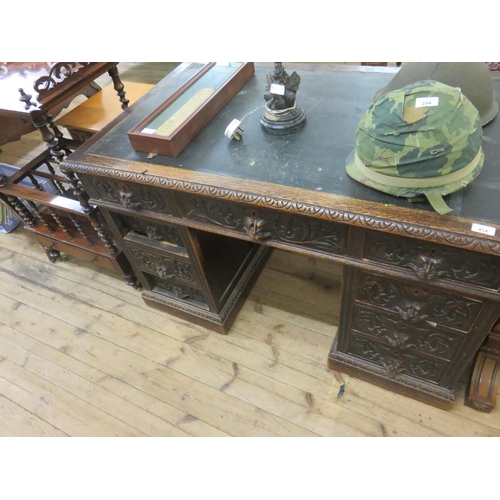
348 334 449 383
176 193 347 255
121 215 183 246
364 232 500 290
353 306 465 360
152 275 206 304
328 348 455 401
128 246 198 286
32 63 93 101
356 272 483 331
64 161 500 257
86 178 172 213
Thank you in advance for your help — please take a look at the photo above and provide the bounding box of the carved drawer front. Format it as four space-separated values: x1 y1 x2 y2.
356 271 483 332
123 215 183 246
364 231 500 291
85 177 173 214
147 272 207 305
348 333 449 383
353 305 465 361
119 214 188 259
175 193 348 255
128 245 199 287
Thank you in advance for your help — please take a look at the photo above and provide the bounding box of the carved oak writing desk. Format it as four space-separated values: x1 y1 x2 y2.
62 63 500 409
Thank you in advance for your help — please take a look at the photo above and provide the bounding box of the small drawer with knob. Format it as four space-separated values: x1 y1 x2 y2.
363 231 500 292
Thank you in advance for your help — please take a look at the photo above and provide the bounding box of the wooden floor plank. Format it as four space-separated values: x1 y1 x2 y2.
0 395 67 437
0 250 401 436
0 230 137 298
1 238 498 435
0 324 189 437
0 268 313 436
0 359 144 436
143 367 318 437
0 257 320 436
0 315 228 437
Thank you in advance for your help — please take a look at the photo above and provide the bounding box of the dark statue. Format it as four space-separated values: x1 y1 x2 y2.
264 63 301 110
260 62 306 135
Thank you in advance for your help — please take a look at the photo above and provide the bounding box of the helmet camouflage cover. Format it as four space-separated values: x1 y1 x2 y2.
346 79 484 215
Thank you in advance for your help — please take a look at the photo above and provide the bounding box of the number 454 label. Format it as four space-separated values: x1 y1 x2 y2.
471 223 496 236
415 96 440 108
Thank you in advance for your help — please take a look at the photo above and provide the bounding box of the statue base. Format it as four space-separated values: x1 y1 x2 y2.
260 107 306 136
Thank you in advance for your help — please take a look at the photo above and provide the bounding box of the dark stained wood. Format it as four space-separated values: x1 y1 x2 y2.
96 194 271 333
61 64 500 410
24 63 128 165
4 184 87 214
0 63 104 148
0 151 137 283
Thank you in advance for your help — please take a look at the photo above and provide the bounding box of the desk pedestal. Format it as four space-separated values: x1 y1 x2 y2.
329 264 500 409
97 205 270 334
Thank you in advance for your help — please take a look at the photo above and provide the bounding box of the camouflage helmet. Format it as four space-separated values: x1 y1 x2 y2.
346 80 484 215
373 62 498 126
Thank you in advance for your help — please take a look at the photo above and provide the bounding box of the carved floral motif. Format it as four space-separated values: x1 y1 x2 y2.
365 232 500 289
354 306 464 360
142 245 269 319
356 272 483 331
329 348 455 400
349 335 448 382
177 194 347 254
88 178 169 213
154 278 206 303
124 216 184 246
129 247 197 285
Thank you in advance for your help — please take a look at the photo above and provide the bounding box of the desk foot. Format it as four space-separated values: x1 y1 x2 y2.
465 350 500 413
